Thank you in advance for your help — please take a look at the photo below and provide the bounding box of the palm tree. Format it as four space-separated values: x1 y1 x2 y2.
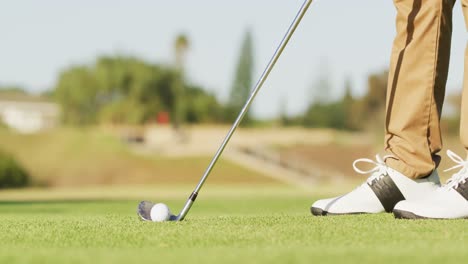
172 34 190 136
175 34 189 70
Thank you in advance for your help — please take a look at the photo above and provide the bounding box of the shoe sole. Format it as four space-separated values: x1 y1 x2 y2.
393 209 468 220
310 207 367 216
311 207 326 216
393 209 429 220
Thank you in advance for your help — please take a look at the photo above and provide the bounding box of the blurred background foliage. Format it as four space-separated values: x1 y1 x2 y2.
0 31 463 190
0 149 30 189
0 31 458 132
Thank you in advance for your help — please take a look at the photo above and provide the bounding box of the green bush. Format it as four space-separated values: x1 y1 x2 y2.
0 151 30 189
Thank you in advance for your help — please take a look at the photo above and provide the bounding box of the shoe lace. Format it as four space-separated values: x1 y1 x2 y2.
443 150 468 190
353 154 394 184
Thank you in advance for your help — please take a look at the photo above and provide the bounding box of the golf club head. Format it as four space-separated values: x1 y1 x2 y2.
137 201 179 222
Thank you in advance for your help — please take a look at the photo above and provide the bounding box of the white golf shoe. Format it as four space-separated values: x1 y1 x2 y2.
311 154 441 216
393 150 468 220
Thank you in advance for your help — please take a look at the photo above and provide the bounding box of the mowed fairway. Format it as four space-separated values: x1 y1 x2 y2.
0 185 466 264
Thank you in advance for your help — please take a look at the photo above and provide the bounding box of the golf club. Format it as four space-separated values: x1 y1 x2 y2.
138 0 314 222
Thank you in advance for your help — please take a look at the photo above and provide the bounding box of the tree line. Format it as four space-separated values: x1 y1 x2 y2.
4 30 458 132
51 32 255 127
53 55 224 125
49 31 390 131
296 70 388 131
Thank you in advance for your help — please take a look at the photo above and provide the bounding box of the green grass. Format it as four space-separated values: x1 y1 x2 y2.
0 185 466 264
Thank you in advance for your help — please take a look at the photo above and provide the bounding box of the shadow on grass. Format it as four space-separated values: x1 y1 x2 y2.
0 199 137 214
0 199 132 205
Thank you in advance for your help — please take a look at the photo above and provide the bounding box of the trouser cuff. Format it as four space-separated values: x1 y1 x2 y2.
385 158 425 180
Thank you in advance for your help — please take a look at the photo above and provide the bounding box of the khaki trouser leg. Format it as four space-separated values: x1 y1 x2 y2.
461 0 468 158
385 0 455 179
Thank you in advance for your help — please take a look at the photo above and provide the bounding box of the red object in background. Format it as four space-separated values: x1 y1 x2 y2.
156 112 170 124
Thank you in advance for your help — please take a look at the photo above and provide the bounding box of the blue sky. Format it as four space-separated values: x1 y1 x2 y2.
0 0 466 118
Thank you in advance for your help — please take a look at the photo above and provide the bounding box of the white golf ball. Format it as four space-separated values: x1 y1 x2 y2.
150 203 171 222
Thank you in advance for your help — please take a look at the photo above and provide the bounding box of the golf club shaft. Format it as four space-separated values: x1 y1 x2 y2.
178 0 313 221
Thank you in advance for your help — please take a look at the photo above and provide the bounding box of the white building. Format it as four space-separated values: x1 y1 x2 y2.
0 96 60 134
